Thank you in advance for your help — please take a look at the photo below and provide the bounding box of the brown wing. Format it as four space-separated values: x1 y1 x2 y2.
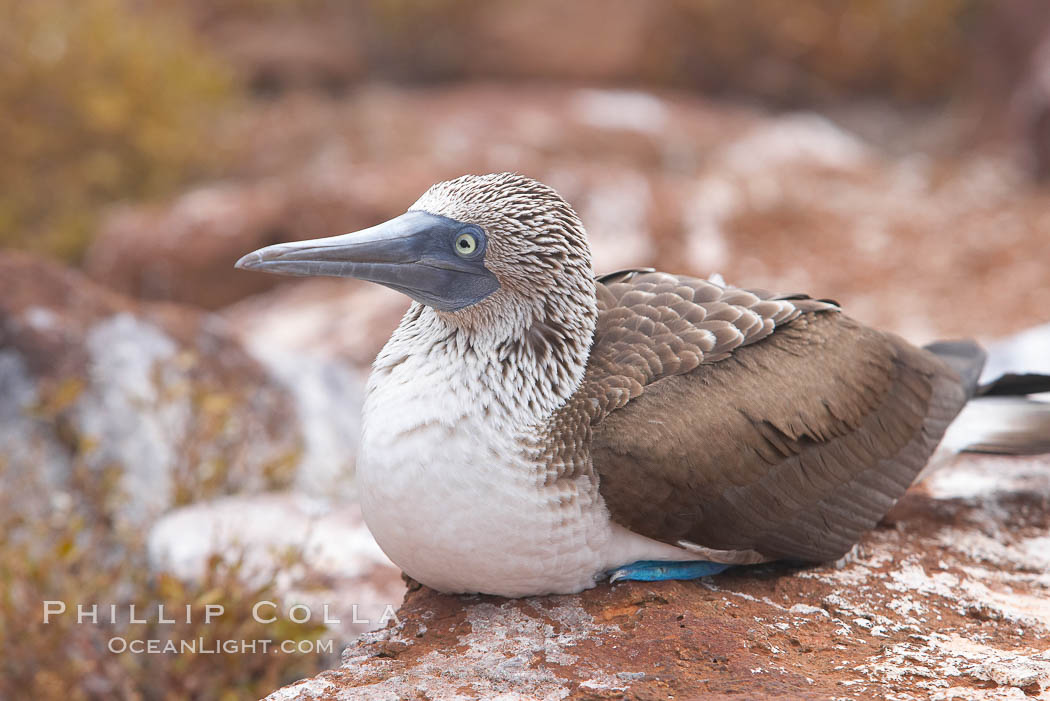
583 271 967 562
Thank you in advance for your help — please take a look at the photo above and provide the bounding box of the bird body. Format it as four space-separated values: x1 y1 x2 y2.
236 173 1050 597
356 290 697 596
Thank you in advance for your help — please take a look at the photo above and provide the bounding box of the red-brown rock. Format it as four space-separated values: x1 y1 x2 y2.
84 85 754 309
0 251 302 523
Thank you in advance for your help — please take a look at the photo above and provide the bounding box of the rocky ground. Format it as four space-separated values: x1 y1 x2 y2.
0 252 302 524
0 252 369 522
267 454 1050 701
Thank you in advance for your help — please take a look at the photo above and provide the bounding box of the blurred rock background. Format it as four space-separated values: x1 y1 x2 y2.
3 1 1050 698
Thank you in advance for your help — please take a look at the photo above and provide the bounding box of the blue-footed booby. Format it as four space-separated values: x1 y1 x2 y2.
236 173 1050 597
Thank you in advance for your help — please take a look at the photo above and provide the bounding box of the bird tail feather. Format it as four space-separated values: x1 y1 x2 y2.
925 338 1050 456
942 397 1050 455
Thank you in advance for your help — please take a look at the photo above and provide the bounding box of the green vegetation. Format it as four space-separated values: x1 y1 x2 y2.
0 0 232 262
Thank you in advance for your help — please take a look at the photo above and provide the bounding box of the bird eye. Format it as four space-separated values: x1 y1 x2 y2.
454 232 478 257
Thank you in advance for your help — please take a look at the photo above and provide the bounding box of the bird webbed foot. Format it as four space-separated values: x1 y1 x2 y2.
606 559 730 583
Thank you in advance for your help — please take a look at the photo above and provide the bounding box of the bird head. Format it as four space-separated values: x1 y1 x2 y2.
236 173 597 341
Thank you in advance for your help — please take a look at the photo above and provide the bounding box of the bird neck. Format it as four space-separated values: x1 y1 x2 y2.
372 293 597 428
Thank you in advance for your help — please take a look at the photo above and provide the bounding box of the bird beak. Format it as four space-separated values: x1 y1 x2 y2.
234 210 500 312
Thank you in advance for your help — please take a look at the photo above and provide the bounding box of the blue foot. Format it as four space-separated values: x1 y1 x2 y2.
607 559 731 583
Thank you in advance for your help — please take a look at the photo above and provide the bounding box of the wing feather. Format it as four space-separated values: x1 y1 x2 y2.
580 272 966 562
